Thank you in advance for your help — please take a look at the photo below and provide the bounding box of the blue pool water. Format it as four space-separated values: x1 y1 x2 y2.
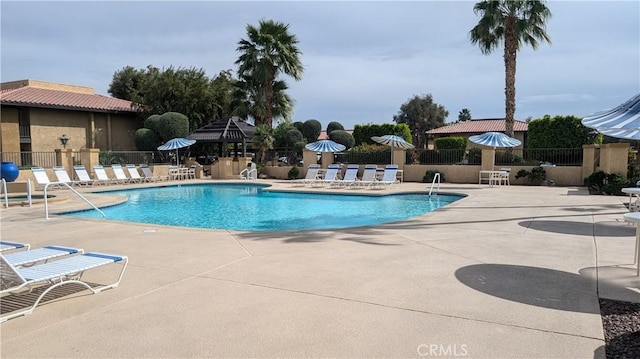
64 184 462 231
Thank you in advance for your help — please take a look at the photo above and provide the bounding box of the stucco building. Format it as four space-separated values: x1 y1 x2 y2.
0 80 140 160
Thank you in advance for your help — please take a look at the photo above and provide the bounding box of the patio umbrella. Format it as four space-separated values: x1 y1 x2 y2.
305 140 346 152
468 132 521 169
581 93 640 140
371 135 414 164
157 138 196 166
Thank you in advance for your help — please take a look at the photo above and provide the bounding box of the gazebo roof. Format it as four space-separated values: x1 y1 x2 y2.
188 116 255 142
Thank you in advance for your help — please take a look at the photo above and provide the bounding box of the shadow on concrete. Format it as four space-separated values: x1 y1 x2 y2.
455 263 636 314
519 220 634 237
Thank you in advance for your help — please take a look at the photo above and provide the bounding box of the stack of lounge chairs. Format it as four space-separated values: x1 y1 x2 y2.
0 240 127 323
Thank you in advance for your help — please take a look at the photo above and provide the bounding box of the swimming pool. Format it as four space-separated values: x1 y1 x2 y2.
64 184 463 231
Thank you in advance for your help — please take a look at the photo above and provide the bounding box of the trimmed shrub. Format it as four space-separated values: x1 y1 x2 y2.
286 128 304 145
157 112 189 141
329 130 355 149
287 166 300 179
134 128 160 151
423 170 445 183
327 121 344 134
302 119 322 143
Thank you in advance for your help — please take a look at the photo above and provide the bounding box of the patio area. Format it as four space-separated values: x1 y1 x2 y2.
1 180 638 358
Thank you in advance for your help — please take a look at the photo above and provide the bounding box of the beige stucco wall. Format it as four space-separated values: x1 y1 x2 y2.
0 107 20 152
1 106 139 152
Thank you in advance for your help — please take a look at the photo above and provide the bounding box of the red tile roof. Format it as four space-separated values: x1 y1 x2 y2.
426 119 528 135
0 86 137 113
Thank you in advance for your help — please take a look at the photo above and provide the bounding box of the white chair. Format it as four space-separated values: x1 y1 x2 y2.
313 164 341 187
92 165 116 185
0 251 128 323
371 165 399 189
292 165 320 187
139 164 160 182
111 164 131 184
73 166 101 186
125 165 143 184
358 165 378 188
31 167 60 190
337 164 359 187
4 245 83 268
499 168 511 186
53 166 85 186
240 163 257 181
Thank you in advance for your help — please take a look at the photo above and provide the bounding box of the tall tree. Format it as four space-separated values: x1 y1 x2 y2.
393 94 448 149
108 66 235 131
469 0 552 137
458 108 472 122
235 19 304 127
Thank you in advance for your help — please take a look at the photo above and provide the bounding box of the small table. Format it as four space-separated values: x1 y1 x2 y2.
622 212 640 276
622 187 640 212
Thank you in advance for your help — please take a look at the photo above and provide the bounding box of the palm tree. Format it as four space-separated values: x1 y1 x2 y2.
469 0 552 137
458 108 472 122
231 75 293 125
235 19 304 128
252 124 275 164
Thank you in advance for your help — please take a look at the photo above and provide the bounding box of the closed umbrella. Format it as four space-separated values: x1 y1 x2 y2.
468 132 521 169
581 93 640 140
157 138 196 166
371 135 414 164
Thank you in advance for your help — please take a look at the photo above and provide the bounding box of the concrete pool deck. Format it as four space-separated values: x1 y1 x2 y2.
1 180 638 358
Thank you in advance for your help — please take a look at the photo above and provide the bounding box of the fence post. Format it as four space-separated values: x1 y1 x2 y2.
600 143 629 177
80 148 100 177
55 149 74 175
582 144 598 180
481 147 495 170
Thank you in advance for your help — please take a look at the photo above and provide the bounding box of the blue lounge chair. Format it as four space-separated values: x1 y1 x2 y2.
371 165 399 189
0 251 128 323
314 164 341 187
3 245 83 268
337 164 360 187
0 241 30 253
292 164 320 187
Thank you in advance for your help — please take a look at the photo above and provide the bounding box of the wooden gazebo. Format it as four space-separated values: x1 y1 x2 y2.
188 116 255 157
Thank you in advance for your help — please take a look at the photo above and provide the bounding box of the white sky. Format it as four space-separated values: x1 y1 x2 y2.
2 1 639 129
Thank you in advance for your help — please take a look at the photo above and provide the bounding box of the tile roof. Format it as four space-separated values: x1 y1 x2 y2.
0 86 137 113
426 118 528 135
318 130 353 140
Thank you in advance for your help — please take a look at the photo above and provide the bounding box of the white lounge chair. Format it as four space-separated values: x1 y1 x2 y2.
31 167 60 190
0 241 30 253
53 166 86 186
125 165 143 184
371 165 399 189
314 164 341 187
240 163 257 181
0 251 128 323
139 164 164 182
292 164 320 187
3 245 83 268
358 165 378 188
111 164 131 184
73 166 101 186
92 165 116 185
337 165 360 187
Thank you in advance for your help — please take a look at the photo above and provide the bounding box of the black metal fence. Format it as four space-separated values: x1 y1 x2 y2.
1 152 58 168
495 148 583 166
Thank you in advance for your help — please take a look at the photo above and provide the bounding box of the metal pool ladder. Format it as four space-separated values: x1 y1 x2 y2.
428 173 441 197
44 182 105 220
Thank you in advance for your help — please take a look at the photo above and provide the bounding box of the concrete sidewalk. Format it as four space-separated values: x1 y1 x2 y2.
1 181 638 358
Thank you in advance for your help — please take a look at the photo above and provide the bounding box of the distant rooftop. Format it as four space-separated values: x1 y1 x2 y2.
426 118 528 135
0 79 137 113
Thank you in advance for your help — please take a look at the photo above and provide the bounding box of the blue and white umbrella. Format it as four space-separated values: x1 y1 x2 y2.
581 93 640 140
371 135 415 149
469 132 521 169
468 132 521 148
305 140 346 152
158 138 196 165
